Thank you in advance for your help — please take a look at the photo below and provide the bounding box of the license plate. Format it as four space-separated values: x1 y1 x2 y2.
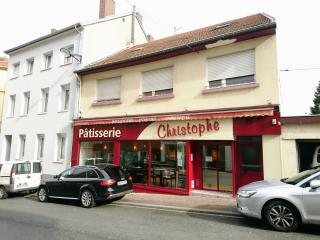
117 180 127 186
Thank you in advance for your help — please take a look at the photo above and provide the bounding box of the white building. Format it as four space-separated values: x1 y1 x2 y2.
0 0 148 176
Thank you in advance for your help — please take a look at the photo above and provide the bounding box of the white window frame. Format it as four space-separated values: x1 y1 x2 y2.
8 94 16 117
207 50 255 89
43 52 53 70
36 134 45 160
11 62 20 78
61 45 74 65
60 84 70 111
26 58 34 74
4 135 12 161
96 77 121 102
141 67 173 97
18 135 26 160
22 91 30 116
40 88 49 113
56 133 66 162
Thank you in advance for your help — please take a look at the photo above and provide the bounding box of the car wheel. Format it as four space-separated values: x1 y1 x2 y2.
263 200 300 232
38 187 48 202
0 186 8 199
80 190 95 208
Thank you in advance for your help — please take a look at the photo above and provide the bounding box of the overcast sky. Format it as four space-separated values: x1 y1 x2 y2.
1 0 320 116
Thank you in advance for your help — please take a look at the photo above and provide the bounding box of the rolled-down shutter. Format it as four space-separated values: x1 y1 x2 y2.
97 77 121 101
208 50 255 81
142 67 173 93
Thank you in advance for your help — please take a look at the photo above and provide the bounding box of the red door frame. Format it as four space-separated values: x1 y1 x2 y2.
235 140 264 191
191 140 234 193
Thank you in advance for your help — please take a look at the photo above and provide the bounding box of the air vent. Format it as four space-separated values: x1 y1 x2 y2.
130 47 144 52
214 22 231 30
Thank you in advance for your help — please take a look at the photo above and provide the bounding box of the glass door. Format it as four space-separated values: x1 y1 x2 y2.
202 142 232 192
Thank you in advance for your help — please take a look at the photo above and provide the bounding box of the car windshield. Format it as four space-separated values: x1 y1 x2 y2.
282 166 320 185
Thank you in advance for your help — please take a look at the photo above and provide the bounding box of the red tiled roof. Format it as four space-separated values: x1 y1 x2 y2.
77 13 275 75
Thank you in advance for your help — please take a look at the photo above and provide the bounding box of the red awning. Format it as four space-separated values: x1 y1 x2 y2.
74 108 274 126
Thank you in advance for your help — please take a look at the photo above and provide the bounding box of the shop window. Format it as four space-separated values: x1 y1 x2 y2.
202 143 232 192
80 142 114 165
120 141 148 185
151 141 186 189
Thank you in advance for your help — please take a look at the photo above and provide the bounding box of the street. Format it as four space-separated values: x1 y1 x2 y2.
0 195 319 240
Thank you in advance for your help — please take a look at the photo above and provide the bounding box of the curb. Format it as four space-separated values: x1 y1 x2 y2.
113 201 241 218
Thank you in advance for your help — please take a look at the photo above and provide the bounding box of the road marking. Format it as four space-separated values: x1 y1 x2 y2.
110 202 243 219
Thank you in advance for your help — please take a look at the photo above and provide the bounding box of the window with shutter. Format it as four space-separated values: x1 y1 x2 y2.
207 50 255 88
142 67 173 96
97 77 121 101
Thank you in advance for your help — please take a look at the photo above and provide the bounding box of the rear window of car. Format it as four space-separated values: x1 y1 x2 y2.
15 163 31 175
33 162 42 173
0 164 2 173
103 166 126 178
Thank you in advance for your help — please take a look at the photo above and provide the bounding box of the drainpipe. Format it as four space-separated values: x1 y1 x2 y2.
131 5 136 45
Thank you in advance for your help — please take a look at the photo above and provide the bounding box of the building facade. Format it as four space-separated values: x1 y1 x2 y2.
0 57 8 129
281 115 320 177
0 4 148 176
72 13 281 195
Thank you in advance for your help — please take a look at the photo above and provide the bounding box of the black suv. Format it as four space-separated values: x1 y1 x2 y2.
37 164 132 208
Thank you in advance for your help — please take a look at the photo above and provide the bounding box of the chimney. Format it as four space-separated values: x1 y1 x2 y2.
99 0 115 18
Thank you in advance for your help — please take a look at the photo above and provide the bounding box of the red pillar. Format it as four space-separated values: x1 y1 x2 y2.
71 125 80 167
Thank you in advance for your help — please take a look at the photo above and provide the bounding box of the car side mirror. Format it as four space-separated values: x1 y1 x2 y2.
310 180 320 189
53 175 60 179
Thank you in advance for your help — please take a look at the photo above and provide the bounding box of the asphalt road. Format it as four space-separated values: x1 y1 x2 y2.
0 195 319 240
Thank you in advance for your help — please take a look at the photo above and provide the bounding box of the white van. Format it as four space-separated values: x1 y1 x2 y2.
0 161 42 199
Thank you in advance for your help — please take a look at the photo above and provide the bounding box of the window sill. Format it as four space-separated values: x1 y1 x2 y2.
137 93 174 102
60 63 73 67
202 82 259 94
23 72 33 76
92 99 121 106
37 112 48 115
53 160 64 164
10 76 19 80
6 116 14 119
57 110 68 113
19 114 28 118
41 67 52 72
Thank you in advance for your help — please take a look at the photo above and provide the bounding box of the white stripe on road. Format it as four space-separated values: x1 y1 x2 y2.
110 202 243 219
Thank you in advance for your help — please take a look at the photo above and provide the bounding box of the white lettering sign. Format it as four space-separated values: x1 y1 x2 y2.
79 127 121 139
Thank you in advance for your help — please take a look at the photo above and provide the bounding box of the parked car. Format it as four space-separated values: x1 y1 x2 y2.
37 164 133 208
237 166 320 232
0 161 42 199
312 146 320 168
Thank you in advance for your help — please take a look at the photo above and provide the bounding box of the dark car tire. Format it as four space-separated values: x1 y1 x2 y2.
263 200 300 232
80 190 96 208
38 187 48 202
0 186 8 199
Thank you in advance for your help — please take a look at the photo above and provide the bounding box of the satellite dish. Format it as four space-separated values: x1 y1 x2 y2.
59 47 82 63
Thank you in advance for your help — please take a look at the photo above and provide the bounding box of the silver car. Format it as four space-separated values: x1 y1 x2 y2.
237 166 320 232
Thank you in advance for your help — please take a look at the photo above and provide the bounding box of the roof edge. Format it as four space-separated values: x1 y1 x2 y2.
76 20 276 75
4 23 82 54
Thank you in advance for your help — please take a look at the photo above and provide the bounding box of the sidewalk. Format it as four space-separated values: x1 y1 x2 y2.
116 192 240 216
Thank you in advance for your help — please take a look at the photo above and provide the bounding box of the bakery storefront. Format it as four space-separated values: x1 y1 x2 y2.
71 110 281 195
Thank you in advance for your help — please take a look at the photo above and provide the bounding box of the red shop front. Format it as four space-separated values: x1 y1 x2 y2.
71 109 281 196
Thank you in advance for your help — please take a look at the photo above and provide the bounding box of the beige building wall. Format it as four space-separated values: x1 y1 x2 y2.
80 35 278 118
263 135 282 179
82 14 147 66
281 122 320 177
